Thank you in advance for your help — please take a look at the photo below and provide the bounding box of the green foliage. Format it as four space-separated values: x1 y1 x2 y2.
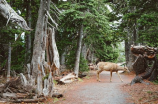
78 78 83 82
65 44 77 71
107 0 158 48
53 98 59 103
57 0 119 66
0 0 39 74
79 55 89 73
43 74 49 80
65 45 89 73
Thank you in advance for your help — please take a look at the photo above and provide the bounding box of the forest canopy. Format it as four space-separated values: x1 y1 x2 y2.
0 0 158 75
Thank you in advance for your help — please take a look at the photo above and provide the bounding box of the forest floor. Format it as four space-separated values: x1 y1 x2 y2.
46 70 158 104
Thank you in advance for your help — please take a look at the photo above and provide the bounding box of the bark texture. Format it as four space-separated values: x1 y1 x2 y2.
31 0 50 78
7 42 11 82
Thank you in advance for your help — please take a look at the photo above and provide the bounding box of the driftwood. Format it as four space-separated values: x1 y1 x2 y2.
0 76 46 103
130 45 158 85
0 0 31 30
60 73 77 84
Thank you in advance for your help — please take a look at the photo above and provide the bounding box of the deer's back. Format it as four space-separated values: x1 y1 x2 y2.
97 62 118 71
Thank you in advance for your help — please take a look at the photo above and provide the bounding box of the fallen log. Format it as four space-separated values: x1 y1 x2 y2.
16 93 28 99
2 92 16 98
60 73 77 84
10 97 46 103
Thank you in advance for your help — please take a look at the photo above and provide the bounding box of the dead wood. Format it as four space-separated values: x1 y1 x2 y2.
130 45 158 84
2 93 16 98
60 73 77 84
10 97 46 103
4 77 22 91
132 55 147 75
0 0 31 30
16 93 28 99
52 93 63 98
131 45 157 59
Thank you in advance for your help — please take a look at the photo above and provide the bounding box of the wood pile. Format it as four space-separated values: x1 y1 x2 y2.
0 77 45 103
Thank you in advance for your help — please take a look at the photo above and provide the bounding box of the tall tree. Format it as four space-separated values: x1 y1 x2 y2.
26 0 32 64
31 0 51 78
58 0 118 75
74 24 83 76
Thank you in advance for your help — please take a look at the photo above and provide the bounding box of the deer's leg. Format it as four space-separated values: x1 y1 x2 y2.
110 71 112 82
116 71 123 82
97 70 102 82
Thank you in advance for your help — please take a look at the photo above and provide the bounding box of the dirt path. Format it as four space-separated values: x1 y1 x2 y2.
54 71 135 104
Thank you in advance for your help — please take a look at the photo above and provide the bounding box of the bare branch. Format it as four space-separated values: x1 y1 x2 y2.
50 9 61 21
46 11 58 28
50 1 61 14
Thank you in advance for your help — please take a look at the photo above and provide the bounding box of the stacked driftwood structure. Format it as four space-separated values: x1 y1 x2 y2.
130 45 158 85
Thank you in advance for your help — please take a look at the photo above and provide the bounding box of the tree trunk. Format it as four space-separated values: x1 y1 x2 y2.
60 48 66 72
125 6 138 71
46 28 60 75
81 43 87 59
7 42 11 82
31 0 50 78
74 25 83 77
26 0 32 64
125 32 134 71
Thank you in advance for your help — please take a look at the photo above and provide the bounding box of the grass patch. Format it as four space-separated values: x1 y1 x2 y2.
53 98 59 103
85 75 90 79
147 91 152 94
53 80 58 85
78 78 83 82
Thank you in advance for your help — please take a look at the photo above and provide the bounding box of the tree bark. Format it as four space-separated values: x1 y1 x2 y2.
125 6 138 71
26 0 32 64
31 0 50 78
7 42 11 82
74 25 83 77
125 31 135 71
46 28 60 75
60 48 66 72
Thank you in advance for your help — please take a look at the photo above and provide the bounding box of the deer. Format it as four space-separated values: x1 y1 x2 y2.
96 62 129 82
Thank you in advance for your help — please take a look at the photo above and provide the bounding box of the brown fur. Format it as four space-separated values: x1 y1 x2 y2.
96 62 128 82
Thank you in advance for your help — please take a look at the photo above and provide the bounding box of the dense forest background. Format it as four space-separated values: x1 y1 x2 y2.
0 0 158 75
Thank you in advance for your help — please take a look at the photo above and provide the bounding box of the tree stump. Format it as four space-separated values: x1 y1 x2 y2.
130 45 158 84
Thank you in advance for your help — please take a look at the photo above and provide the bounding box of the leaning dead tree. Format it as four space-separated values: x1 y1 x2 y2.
30 0 60 98
130 45 158 85
0 0 31 30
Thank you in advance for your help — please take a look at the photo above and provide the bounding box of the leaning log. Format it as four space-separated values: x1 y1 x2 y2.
0 0 31 30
